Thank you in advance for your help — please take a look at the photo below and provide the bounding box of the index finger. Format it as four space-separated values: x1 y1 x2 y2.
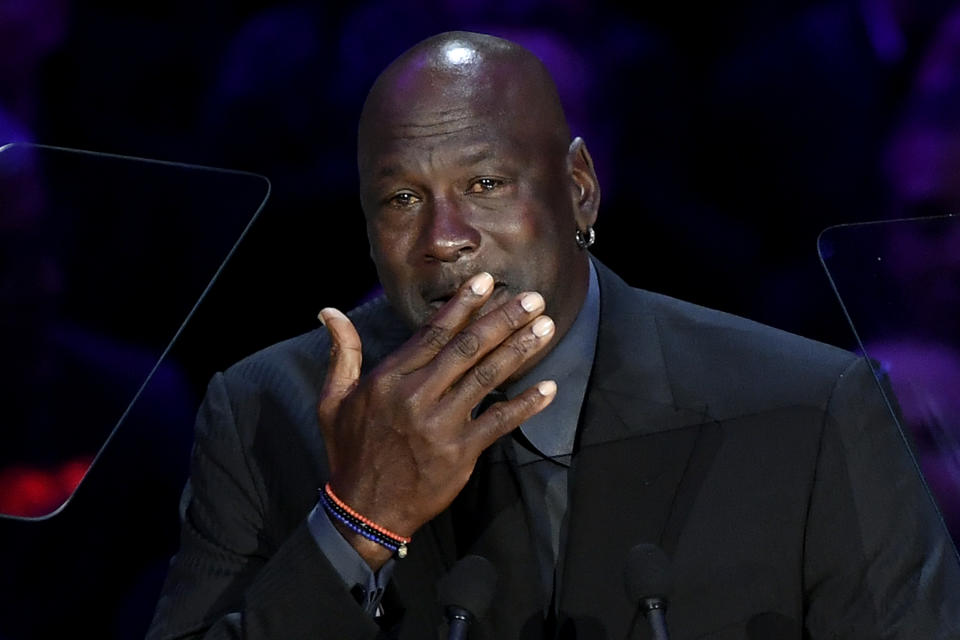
390 272 496 374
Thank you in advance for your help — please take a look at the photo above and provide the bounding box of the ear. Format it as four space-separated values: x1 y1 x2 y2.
567 137 600 230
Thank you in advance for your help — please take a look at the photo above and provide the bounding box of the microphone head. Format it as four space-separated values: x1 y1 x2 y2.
624 543 673 605
437 554 498 619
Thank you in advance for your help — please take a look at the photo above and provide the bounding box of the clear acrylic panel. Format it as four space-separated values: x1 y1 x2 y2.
819 214 960 545
0 143 270 519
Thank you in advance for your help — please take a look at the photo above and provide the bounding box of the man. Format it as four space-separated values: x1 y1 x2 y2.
148 31 960 639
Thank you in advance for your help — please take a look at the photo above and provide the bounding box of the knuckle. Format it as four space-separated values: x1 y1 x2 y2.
522 390 542 410
419 323 448 352
509 332 537 358
472 361 499 388
368 371 398 404
509 340 527 360
398 387 421 413
437 442 464 465
453 330 480 358
489 403 510 431
498 304 522 330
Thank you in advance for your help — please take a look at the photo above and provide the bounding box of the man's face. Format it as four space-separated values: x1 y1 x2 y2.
358 64 592 341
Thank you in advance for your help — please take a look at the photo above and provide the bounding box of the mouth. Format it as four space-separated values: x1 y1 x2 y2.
426 281 509 311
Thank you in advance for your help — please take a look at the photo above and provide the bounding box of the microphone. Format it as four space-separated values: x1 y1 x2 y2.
437 554 497 640
624 543 673 640
746 612 799 639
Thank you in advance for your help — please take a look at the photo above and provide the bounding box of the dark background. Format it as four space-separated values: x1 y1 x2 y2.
1 0 959 637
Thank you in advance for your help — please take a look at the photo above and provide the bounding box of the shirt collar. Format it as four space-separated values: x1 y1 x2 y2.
506 260 600 462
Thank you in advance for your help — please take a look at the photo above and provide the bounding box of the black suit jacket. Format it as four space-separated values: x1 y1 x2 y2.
148 260 960 639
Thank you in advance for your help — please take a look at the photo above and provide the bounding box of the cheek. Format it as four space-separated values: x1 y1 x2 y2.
493 207 574 295
503 200 573 260
500 183 568 241
368 234 410 305
517 175 576 236
369 219 411 267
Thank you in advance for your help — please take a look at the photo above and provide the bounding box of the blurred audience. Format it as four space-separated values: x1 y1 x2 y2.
865 5 960 542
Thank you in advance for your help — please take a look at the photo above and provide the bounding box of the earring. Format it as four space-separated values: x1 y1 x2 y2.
575 225 595 250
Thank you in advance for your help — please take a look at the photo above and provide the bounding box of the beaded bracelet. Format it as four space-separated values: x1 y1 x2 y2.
319 491 401 553
320 483 410 558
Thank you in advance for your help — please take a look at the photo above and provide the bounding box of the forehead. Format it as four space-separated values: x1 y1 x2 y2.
366 118 529 177
359 75 558 180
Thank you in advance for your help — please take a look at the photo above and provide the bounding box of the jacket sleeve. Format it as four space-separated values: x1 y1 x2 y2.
145 371 388 640
803 357 960 638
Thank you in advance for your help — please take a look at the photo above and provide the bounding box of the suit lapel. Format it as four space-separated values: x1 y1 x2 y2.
555 262 724 639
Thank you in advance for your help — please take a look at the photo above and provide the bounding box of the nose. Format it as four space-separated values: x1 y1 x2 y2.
422 196 480 262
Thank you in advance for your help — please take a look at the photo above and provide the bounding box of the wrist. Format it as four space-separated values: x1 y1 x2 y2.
321 482 413 568
329 517 396 571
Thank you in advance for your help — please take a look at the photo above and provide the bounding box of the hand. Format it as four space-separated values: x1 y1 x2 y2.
316 272 557 568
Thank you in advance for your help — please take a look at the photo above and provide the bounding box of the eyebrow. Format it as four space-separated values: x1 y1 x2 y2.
460 148 495 166
374 165 402 180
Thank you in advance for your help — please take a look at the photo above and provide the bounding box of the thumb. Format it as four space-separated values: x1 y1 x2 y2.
317 307 363 426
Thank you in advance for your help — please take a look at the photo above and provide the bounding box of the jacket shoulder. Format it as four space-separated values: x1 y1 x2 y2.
647 289 859 416
217 295 405 412
595 260 861 418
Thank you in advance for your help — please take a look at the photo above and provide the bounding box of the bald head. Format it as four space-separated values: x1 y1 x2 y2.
358 31 571 174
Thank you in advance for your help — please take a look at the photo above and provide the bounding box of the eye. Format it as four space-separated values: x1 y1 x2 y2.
467 177 503 193
387 191 421 208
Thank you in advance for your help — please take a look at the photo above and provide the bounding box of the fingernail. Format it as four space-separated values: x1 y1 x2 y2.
532 316 554 337
319 307 346 325
538 380 557 396
520 292 544 312
470 272 494 295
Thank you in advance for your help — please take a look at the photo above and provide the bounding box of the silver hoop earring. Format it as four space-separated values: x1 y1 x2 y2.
575 225 595 250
